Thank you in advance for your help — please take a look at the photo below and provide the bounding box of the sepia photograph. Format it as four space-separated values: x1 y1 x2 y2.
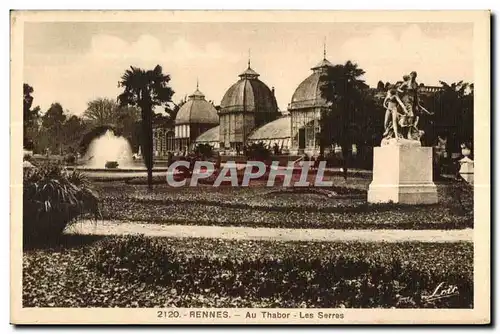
10 10 490 325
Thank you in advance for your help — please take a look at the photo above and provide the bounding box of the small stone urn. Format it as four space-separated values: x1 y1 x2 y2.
459 144 473 184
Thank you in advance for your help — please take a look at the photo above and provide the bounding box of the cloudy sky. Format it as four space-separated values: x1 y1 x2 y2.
23 22 473 116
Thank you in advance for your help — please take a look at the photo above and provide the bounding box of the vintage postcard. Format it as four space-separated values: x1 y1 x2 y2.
10 10 490 325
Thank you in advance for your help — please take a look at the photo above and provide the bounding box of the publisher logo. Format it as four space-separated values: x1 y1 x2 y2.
422 282 459 302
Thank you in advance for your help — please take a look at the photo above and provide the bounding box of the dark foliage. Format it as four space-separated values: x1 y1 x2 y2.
64 154 77 165
23 83 41 150
318 61 383 176
246 142 271 161
23 164 101 246
23 236 472 308
105 161 119 169
193 143 214 159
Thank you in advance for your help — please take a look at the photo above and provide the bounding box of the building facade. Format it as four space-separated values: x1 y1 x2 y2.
152 53 451 159
218 62 280 152
288 57 333 156
153 125 175 157
174 84 219 153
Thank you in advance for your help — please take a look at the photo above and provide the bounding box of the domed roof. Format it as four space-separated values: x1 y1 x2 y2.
289 57 333 111
220 63 278 113
248 116 291 141
195 125 220 143
175 85 218 125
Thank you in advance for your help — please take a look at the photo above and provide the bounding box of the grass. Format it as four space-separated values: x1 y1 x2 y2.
23 235 473 308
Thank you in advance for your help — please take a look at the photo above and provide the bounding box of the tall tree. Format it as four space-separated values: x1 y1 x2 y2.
117 65 174 189
41 103 67 154
23 83 41 150
319 61 369 178
116 105 142 153
63 115 88 154
376 80 385 91
82 98 143 151
167 97 187 123
430 81 474 152
83 97 118 127
153 98 187 129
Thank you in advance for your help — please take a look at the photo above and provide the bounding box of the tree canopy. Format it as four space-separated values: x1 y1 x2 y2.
23 83 41 150
319 61 371 150
82 97 118 127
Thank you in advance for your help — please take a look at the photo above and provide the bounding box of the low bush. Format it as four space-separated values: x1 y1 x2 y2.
23 163 101 245
193 143 215 159
64 154 77 165
126 175 168 185
82 236 473 308
246 142 271 161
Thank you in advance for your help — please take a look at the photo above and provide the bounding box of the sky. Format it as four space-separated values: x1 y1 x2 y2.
23 22 473 116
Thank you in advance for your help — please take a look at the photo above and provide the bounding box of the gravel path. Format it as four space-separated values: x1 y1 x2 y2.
65 220 473 243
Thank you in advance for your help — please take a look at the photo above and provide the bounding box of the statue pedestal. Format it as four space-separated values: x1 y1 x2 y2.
368 141 438 204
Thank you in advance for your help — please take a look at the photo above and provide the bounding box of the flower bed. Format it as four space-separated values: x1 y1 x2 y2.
89 177 473 230
98 198 471 230
23 236 473 308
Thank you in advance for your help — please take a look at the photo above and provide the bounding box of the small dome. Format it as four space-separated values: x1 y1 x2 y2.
195 125 220 143
248 116 291 141
220 65 278 113
289 57 333 110
175 86 218 125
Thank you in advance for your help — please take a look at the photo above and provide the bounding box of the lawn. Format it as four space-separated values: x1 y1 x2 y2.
92 176 473 230
23 235 473 308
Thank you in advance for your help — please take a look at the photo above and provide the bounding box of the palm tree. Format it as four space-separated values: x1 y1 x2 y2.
319 61 369 178
118 65 174 189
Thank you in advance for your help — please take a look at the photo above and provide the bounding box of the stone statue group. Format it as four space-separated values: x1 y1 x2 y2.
382 71 433 143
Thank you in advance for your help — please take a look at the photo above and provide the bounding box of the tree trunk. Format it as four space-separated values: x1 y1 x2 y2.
141 104 154 191
318 116 328 157
319 136 325 156
341 142 350 180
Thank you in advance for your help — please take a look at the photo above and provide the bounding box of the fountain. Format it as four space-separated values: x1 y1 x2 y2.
75 129 169 180
84 129 133 169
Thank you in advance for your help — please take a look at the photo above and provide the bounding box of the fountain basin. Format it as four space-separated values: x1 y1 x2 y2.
68 166 170 180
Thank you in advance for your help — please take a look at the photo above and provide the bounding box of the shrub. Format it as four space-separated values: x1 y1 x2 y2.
193 143 214 159
23 151 34 161
105 161 119 169
246 142 271 161
23 163 101 245
64 154 77 165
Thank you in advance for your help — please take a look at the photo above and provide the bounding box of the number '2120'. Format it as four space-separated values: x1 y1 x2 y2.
157 310 180 318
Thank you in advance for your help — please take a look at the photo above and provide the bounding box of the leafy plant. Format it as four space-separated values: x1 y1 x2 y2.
23 164 101 245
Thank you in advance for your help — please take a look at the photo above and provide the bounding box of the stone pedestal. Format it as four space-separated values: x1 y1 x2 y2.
368 141 438 204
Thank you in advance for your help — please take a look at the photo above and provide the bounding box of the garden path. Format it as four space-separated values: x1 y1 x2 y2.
66 220 473 243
